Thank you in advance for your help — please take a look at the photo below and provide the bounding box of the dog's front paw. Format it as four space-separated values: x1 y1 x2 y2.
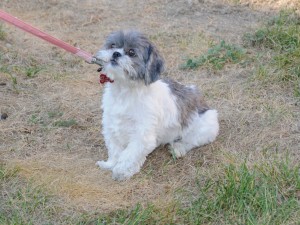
96 160 116 170
112 162 140 181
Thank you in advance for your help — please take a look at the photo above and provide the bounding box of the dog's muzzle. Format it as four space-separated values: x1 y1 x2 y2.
91 57 105 66
110 51 121 65
112 51 121 59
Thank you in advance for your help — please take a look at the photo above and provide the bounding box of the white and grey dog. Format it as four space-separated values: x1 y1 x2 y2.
94 30 219 181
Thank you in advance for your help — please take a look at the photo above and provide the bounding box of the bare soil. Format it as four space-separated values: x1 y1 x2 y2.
1 0 299 213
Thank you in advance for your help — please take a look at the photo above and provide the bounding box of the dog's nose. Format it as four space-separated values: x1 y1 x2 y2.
112 51 122 59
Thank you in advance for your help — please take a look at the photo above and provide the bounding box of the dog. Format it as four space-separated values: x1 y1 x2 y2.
94 30 219 181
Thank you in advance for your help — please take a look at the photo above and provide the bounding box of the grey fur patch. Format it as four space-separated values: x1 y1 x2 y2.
145 43 164 85
103 30 164 85
162 79 209 127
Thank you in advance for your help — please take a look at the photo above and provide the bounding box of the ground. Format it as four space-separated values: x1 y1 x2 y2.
0 0 299 223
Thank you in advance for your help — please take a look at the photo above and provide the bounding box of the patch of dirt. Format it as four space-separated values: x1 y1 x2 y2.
1 0 299 213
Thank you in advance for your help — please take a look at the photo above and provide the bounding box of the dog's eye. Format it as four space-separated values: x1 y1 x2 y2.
127 49 136 57
110 44 116 49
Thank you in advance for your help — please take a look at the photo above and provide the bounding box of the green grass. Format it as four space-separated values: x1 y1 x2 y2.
0 164 89 224
0 163 164 225
25 65 43 78
0 25 6 40
0 64 18 89
182 40 246 70
53 119 78 127
0 185 50 224
0 165 63 225
0 165 18 180
0 52 44 94
181 159 300 224
244 10 300 96
28 111 78 128
48 111 63 119
95 204 161 225
1 9 300 225
244 11 300 51
1 156 299 224
100 158 299 225
29 114 44 125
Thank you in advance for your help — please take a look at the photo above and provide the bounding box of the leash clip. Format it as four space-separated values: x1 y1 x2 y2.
89 57 105 66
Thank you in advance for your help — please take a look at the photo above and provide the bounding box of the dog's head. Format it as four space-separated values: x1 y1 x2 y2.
95 30 164 85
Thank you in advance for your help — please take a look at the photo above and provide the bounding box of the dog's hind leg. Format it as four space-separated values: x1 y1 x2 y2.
169 109 219 158
168 141 194 158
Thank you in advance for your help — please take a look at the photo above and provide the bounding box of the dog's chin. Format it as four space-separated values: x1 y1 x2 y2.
103 62 127 82
104 62 140 84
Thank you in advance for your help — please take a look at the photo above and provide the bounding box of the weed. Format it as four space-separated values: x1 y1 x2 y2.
5 72 18 92
0 165 18 180
53 119 78 127
28 111 68 127
166 144 178 162
244 10 300 96
27 110 74 127
254 65 269 81
95 204 159 225
294 83 300 97
0 25 6 40
182 40 246 70
7 74 17 87
29 114 43 124
244 11 300 51
25 65 43 78
0 65 17 86
48 111 63 119
273 48 300 81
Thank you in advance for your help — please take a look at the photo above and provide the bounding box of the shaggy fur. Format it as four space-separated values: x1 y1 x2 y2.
94 30 219 181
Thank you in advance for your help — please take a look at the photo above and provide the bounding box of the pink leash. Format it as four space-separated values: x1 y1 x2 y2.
0 9 100 65
0 9 112 83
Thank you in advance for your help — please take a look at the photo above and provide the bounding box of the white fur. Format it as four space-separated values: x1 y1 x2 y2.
95 35 219 181
96 77 219 180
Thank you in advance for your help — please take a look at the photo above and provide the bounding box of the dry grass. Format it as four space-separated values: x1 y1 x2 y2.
1 0 300 222
233 0 300 13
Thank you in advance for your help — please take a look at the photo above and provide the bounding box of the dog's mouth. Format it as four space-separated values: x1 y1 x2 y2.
110 59 118 66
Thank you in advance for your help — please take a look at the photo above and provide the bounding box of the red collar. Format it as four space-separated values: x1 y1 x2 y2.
99 74 114 84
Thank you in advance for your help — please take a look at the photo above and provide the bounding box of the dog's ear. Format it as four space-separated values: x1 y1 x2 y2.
144 44 164 85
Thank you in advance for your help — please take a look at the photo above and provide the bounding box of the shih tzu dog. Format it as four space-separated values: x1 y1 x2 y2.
94 30 219 181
